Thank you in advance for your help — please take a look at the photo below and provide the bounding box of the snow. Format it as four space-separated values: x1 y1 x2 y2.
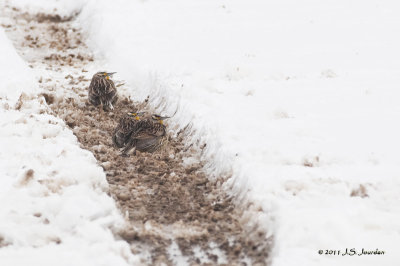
10 0 84 17
0 20 139 266
0 27 35 106
77 0 400 265
2 0 400 265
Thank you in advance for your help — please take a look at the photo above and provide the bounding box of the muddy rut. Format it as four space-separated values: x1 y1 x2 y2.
1 5 270 265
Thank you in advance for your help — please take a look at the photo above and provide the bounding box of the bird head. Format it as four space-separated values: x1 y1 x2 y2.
96 71 116 80
128 111 146 121
151 114 170 125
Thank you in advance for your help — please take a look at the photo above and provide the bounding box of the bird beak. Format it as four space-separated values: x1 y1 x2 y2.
106 72 116 76
159 116 171 120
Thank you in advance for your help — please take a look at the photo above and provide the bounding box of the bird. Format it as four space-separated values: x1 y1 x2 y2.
88 71 118 111
119 113 170 156
112 111 146 148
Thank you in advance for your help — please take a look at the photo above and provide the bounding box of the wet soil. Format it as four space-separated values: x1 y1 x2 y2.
1 4 271 265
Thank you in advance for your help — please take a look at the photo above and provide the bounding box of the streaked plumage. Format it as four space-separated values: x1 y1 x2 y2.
88 71 118 110
118 114 169 156
112 112 145 148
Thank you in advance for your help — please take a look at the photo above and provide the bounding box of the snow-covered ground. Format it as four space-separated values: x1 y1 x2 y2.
0 17 139 266
77 1 400 265
3 0 400 265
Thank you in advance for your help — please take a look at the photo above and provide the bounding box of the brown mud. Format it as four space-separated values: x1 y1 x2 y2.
1 4 271 265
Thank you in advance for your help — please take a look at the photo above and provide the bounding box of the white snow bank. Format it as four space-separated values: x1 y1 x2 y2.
0 16 139 266
0 28 35 106
77 0 400 265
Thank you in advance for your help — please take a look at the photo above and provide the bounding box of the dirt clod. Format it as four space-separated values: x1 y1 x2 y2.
350 184 369 198
18 168 34 186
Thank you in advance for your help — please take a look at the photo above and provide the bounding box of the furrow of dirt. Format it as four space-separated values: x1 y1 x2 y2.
1 5 270 265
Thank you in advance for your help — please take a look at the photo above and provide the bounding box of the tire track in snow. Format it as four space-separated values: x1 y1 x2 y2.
1 5 271 265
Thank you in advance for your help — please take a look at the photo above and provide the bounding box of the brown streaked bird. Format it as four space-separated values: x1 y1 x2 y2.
88 71 118 110
119 113 170 156
112 111 146 148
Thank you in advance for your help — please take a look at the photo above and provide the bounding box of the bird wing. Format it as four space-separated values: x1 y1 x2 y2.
88 81 96 95
133 131 156 140
135 135 163 152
